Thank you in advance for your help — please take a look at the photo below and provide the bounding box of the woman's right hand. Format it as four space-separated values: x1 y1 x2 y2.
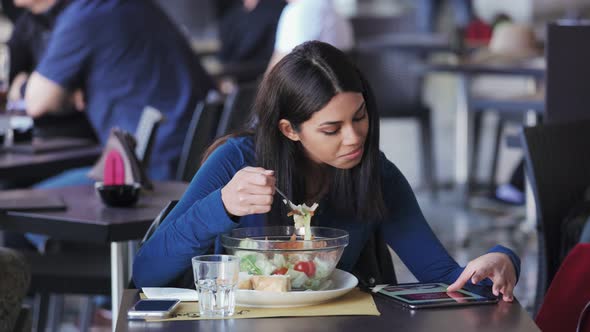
221 167 276 217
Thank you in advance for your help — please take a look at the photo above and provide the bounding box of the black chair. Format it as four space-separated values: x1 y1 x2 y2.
25 248 110 332
351 231 397 288
546 21 590 124
213 60 268 84
176 100 225 182
351 48 437 196
138 201 179 248
469 93 545 193
215 81 259 137
521 120 590 315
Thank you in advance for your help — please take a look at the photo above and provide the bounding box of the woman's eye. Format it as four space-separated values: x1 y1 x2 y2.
353 112 367 122
323 129 340 136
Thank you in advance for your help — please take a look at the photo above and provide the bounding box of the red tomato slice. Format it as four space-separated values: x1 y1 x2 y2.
294 261 316 277
272 267 288 275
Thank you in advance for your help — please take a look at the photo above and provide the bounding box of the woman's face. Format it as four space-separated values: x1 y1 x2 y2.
280 92 369 169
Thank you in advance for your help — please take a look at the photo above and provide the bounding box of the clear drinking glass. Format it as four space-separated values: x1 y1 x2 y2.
192 254 240 318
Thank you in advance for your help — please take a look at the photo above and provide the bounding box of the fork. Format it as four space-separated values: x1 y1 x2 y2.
274 186 301 215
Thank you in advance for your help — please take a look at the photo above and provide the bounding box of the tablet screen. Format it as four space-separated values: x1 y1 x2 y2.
374 282 499 309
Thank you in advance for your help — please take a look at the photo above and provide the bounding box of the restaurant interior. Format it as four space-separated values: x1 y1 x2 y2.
1 0 590 331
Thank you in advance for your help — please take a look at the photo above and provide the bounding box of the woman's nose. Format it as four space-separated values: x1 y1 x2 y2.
342 125 363 145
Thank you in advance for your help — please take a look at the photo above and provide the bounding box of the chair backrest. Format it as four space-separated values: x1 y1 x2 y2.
176 100 225 182
351 231 397 288
546 22 590 124
521 120 590 312
349 12 427 118
351 48 427 117
535 243 590 332
215 81 259 137
139 200 179 248
579 301 590 332
134 106 164 168
217 60 268 83
129 200 179 288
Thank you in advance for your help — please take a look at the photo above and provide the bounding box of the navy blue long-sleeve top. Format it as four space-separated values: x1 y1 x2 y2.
133 136 520 287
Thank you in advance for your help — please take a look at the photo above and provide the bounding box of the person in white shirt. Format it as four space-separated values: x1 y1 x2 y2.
266 0 354 72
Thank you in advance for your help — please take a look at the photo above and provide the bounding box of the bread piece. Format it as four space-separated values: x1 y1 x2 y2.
250 275 291 292
237 272 253 290
237 278 252 290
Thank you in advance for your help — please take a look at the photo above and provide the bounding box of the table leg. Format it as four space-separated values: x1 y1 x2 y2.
454 75 474 204
111 241 129 331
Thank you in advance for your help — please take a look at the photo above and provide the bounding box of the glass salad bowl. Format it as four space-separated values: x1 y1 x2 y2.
221 226 349 290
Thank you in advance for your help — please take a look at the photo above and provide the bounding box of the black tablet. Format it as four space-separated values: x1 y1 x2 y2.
372 282 499 309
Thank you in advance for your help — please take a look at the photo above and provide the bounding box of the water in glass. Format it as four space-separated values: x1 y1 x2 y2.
196 278 236 317
192 255 240 318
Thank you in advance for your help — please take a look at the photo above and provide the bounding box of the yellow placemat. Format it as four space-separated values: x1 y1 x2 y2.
145 288 380 321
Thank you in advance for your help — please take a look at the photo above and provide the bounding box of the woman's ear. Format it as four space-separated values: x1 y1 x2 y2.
278 119 300 141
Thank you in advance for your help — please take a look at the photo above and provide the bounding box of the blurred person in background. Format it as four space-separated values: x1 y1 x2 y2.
8 0 65 106
266 0 354 72
219 0 285 65
22 0 215 182
6 0 96 141
1 0 23 22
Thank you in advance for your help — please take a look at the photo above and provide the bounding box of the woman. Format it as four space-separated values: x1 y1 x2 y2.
133 41 519 301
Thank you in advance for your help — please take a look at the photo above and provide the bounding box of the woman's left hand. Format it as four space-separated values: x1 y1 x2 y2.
447 252 516 302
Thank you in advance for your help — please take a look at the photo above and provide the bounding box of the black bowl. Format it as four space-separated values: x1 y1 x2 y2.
95 182 141 207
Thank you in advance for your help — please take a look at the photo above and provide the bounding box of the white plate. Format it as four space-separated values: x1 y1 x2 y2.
236 269 358 308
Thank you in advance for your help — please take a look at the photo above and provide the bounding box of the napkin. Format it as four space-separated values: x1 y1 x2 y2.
87 128 152 189
142 287 199 302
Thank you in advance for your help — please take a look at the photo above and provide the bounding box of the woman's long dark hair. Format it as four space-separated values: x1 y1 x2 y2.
252 41 387 223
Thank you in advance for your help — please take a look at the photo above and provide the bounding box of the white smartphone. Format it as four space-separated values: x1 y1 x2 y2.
127 299 181 320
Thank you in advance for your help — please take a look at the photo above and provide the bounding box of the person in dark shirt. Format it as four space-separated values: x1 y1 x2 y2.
1 0 23 23
24 0 215 181
134 41 519 303
218 0 285 65
7 1 61 84
6 0 94 140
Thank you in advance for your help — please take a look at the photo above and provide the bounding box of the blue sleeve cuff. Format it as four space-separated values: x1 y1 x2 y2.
487 244 521 283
